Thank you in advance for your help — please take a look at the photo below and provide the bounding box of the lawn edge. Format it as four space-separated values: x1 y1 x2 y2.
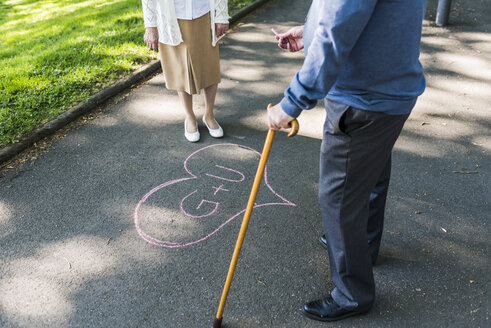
0 0 273 165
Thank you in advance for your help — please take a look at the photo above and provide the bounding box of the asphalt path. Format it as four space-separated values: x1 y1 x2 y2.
0 0 489 327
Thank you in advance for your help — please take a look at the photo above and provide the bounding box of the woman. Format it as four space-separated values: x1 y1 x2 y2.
142 0 229 142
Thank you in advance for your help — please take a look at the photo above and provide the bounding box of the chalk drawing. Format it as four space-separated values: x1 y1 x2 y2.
134 143 295 248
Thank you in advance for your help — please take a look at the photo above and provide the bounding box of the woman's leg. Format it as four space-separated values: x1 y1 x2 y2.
177 91 197 133
203 83 219 129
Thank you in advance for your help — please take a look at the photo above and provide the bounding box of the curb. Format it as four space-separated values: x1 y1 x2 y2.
0 0 273 165
229 0 272 25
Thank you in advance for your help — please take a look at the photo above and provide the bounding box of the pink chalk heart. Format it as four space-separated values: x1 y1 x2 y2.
134 143 295 248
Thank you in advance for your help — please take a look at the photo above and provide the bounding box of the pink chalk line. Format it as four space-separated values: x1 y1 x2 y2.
205 165 245 182
180 191 219 218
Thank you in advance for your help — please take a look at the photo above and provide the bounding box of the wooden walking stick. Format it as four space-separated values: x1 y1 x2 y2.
213 105 299 328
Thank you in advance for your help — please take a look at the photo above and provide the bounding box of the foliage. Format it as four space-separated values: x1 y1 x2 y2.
229 0 256 11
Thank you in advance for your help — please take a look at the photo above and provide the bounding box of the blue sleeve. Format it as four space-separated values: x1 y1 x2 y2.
281 0 378 118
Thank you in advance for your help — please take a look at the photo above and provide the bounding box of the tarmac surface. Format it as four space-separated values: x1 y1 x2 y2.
0 0 489 327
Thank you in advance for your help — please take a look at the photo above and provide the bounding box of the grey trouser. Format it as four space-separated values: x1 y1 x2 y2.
319 99 409 311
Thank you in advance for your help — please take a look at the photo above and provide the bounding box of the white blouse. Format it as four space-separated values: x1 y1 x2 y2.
142 0 229 46
174 0 210 20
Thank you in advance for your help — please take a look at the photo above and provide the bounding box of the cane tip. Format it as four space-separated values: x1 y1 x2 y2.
213 317 222 328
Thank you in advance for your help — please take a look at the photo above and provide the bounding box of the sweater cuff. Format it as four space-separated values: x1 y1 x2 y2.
280 97 303 118
214 13 230 24
215 18 229 24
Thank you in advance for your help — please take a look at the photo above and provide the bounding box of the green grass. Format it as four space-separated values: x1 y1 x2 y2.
0 0 256 146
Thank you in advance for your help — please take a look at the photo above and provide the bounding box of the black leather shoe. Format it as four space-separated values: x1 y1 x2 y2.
319 234 329 250
302 294 367 322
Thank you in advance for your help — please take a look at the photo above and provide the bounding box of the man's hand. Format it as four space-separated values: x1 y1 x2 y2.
267 103 295 130
144 27 159 52
275 25 304 52
216 23 229 39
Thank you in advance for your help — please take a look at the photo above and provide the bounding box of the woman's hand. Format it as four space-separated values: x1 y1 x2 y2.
275 25 304 52
144 27 159 52
215 23 229 39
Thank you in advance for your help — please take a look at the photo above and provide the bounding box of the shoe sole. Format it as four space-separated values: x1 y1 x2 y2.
301 308 367 322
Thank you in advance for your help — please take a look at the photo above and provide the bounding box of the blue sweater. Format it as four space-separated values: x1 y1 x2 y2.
280 0 427 117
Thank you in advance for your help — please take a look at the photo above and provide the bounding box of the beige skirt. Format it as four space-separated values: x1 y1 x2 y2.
159 12 220 95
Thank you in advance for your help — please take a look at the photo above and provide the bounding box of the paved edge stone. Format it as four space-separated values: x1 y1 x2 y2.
229 0 272 25
0 0 273 165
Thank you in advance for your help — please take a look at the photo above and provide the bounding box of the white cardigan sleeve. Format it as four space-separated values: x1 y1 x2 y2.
142 0 158 27
214 0 229 24
141 0 183 46
209 0 229 45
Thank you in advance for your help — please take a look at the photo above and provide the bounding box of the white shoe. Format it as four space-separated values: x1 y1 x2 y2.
184 119 200 142
202 117 224 138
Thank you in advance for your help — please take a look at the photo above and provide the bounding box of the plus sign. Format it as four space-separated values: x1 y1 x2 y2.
212 184 229 195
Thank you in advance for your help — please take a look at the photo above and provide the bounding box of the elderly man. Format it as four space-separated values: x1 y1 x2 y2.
270 0 427 322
